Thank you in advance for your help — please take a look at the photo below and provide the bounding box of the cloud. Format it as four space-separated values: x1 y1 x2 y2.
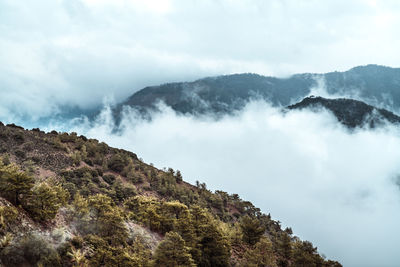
2 0 400 122
45 101 400 267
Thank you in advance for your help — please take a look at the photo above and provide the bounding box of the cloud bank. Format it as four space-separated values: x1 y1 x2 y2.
2 0 400 122
46 101 400 267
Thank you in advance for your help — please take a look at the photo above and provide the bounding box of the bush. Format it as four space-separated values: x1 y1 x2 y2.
22 141 34 151
0 234 61 267
0 243 25 266
15 149 26 159
59 133 76 143
108 154 125 173
70 236 84 249
103 174 116 185
13 132 25 143
0 129 9 140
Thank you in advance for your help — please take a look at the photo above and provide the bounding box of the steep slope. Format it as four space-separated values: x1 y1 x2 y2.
114 64 400 119
0 122 341 266
287 96 400 128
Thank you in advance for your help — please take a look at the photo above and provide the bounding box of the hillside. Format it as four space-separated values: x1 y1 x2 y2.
12 64 400 127
287 96 400 128
112 65 400 120
0 122 341 266
116 73 314 116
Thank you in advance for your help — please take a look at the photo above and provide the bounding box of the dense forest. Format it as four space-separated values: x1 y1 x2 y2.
0 122 341 266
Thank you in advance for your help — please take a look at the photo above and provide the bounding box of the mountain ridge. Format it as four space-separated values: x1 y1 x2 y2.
0 121 341 266
113 64 400 119
287 96 400 128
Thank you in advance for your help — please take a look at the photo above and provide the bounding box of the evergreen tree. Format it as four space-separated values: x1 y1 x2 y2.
26 182 69 221
87 194 127 244
153 231 195 267
276 231 292 267
240 215 266 245
190 205 231 267
0 163 34 206
242 237 277 267
175 170 183 183
131 236 152 267
292 240 322 267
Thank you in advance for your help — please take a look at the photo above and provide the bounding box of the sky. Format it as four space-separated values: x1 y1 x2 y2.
2 1 400 266
1 0 400 121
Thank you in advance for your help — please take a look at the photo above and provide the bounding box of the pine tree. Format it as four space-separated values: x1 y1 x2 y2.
276 231 292 267
242 237 277 267
26 182 68 221
190 205 231 266
175 170 183 183
0 163 34 206
240 215 266 245
131 236 152 267
87 194 127 244
153 231 195 267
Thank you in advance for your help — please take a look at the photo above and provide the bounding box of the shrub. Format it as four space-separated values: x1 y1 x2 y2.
15 149 26 159
103 174 116 185
22 141 34 151
108 154 125 173
13 132 25 143
0 205 18 229
0 234 61 267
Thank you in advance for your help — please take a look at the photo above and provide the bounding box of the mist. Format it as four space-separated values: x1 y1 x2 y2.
3 1 400 265
2 0 400 122
45 100 400 267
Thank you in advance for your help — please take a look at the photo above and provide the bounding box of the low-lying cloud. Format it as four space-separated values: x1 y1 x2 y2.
46 101 400 267
2 0 400 122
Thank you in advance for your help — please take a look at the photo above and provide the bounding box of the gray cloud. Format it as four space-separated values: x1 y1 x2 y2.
2 0 400 121
47 101 400 267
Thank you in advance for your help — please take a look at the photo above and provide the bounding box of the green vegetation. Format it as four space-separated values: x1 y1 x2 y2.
0 162 34 206
153 231 195 267
0 123 341 266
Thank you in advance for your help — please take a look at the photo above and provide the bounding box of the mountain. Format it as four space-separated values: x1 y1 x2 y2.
320 65 400 110
117 73 314 115
287 96 400 128
114 64 400 119
0 122 341 266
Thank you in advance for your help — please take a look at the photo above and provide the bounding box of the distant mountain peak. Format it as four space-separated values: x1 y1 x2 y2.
287 96 400 128
349 64 392 71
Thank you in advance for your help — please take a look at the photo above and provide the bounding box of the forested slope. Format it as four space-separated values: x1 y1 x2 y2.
0 122 341 266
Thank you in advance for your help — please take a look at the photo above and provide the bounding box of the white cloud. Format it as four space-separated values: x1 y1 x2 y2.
2 1 400 266
2 0 400 121
46 101 400 267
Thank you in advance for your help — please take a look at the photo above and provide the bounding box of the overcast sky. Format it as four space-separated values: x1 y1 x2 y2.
1 0 400 121
2 1 400 266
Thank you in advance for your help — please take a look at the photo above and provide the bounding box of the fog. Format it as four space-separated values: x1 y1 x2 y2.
3 0 400 266
46 101 400 267
2 0 400 122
